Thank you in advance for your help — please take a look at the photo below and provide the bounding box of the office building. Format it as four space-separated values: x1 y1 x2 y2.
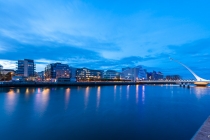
16 59 35 77
147 71 164 80
122 65 147 81
76 68 103 81
69 66 77 78
166 75 181 80
103 70 121 79
45 63 70 81
69 66 77 81
37 71 45 81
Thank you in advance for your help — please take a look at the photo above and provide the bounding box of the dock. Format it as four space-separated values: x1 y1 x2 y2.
192 116 210 140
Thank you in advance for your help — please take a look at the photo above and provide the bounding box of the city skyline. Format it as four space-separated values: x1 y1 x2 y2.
0 0 210 79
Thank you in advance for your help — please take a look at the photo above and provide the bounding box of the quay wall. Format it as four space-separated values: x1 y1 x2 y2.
0 81 180 87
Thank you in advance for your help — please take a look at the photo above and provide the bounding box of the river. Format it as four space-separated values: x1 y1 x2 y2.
0 85 210 140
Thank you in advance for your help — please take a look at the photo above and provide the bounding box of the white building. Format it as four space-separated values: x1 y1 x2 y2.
122 65 147 81
16 59 35 77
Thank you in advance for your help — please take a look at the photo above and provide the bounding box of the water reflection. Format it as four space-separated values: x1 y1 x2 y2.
136 85 139 104
25 88 29 99
97 86 101 109
84 87 90 109
142 86 145 104
35 88 50 115
1 86 210 140
65 88 71 109
194 87 208 99
37 88 41 94
5 89 17 114
114 85 116 100
16 89 20 94
120 86 122 99
25 88 29 94
126 85 129 100
25 88 35 99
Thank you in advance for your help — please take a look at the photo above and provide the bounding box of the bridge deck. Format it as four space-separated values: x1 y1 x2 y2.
192 116 210 140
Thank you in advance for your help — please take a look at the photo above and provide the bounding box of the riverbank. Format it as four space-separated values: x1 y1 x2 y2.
0 81 179 87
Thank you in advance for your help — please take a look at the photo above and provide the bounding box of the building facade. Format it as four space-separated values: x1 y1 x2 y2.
165 75 181 80
69 67 77 81
122 65 147 81
37 71 45 81
103 70 121 79
45 63 70 81
16 59 35 77
76 68 103 81
147 71 164 80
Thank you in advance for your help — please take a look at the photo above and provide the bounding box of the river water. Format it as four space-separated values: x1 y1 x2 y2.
0 85 210 140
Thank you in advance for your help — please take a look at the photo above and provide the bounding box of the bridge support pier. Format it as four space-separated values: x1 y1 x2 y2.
194 82 208 86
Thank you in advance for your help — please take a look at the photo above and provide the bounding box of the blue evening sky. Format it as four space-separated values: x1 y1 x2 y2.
0 0 210 79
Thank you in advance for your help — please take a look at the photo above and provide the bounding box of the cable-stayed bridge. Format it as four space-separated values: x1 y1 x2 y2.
169 58 209 86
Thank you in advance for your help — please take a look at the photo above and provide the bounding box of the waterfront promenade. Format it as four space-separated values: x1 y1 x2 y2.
0 80 193 87
192 116 210 140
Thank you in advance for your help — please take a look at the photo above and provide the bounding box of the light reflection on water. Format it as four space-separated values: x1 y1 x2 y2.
193 86 209 99
97 86 101 109
84 86 90 109
65 88 71 110
142 86 145 104
34 88 50 115
114 85 116 100
119 86 122 100
136 85 139 104
1 85 210 140
126 85 129 100
16 89 20 94
5 89 17 115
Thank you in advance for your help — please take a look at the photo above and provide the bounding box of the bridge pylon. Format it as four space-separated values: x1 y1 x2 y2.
169 58 209 86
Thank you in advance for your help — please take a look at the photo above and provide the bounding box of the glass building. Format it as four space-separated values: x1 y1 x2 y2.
16 59 35 77
122 65 147 81
103 70 121 79
45 63 70 80
76 68 103 81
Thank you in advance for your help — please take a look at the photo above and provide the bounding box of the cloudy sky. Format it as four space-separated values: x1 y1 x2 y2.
0 0 210 79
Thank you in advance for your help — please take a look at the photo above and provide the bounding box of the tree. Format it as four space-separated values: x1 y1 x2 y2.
0 72 13 81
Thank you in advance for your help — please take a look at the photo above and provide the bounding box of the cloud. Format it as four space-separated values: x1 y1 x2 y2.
0 0 210 79
158 38 210 79
168 38 210 55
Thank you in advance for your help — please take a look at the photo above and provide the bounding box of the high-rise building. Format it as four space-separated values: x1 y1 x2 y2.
16 59 35 77
76 68 103 81
103 70 121 79
122 65 147 81
45 63 70 80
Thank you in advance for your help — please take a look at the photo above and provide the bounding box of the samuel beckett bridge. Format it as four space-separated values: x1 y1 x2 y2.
138 58 209 86
170 58 209 86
